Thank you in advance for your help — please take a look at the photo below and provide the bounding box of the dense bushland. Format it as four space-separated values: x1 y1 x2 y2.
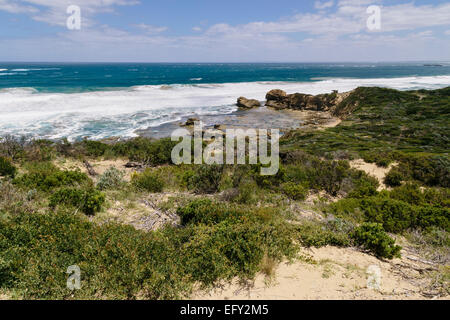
0 201 297 299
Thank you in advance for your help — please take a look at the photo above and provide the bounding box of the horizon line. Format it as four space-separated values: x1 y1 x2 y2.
0 60 449 64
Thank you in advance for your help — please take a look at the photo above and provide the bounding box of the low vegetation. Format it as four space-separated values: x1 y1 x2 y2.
131 169 164 193
0 86 448 299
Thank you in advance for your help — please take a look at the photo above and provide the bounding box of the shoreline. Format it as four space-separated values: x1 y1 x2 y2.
135 106 341 139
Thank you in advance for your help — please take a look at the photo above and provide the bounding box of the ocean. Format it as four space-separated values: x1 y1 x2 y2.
0 62 449 140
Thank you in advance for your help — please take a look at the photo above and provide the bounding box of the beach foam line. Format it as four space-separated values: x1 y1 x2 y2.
10 68 61 72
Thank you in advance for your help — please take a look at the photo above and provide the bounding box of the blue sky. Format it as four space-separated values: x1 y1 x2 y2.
0 0 449 62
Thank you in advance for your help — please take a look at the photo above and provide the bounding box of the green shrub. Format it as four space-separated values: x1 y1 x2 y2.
331 194 450 233
284 155 366 197
0 157 16 178
415 206 450 232
386 183 448 207
253 164 286 189
13 163 89 192
187 164 224 194
309 160 350 196
398 154 450 188
80 140 109 157
96 167 125 190
0 135 26 160
281 182 308 201
49 187 105 215
24 139 55 162
131 169 164 192
384 168 403 187
179 219 296 284
359 197 413 233
112 137 176 166
351 223 401 259
328 198 364 223
347 176 379 199
295 221 351 248
177 199 277 226
0 181 35 215
222 182 256 204
362 151 394 167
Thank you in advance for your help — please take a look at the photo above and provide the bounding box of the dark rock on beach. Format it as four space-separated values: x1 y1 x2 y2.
237 97 261 109
182 117 199 126
265 89 288 109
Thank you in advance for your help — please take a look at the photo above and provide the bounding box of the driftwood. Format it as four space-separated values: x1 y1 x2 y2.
83 160 97 176
406 256 437 266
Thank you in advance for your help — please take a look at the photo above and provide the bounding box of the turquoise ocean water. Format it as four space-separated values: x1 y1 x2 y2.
0 62 449 140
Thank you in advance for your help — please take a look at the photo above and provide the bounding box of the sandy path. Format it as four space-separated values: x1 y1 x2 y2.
349 159 396 190
192 247 445 300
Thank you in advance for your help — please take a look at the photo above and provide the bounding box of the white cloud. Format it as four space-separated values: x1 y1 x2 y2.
135 23 167 34
203 1 450 37
0 0 139 26
0 0 449 62
315 1 334 10
0 0 37 13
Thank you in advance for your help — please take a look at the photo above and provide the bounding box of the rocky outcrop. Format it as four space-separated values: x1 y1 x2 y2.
265 89 353 114
237 97 261 109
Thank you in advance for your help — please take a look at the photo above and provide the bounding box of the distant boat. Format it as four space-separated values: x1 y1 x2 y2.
423 64 443 67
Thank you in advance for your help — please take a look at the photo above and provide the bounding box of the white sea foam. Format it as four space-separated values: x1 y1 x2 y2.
0 75 449 140
10 68 60 72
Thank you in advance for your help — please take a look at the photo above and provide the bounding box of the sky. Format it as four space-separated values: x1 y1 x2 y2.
0 0 449 62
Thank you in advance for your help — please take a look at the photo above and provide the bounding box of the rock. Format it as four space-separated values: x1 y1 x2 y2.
182 117 199 126
265 89 289 109
265 100 288 110
288 93 313 110
214 124 226 130
125 161 143 169
266 89 287 101
237 97 261 109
